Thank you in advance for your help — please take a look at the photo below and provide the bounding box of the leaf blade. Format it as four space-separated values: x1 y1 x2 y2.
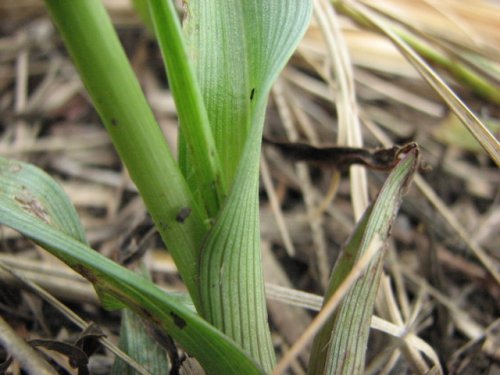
43 0 209 308
308 144 420 375
148 0 226 216
192 1 313 371
184 1 314 183
0 156 264 375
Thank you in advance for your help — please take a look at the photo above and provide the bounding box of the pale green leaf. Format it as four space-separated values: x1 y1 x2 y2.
111 308 170 375
0 157 126 308
184 1 314 184
191 1 313 372
308 145 420 375
0 159 86 244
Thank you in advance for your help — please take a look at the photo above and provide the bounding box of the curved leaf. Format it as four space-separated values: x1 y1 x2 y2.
190 1 313 371
0 159 86 244
0 156 264 375
199 115 273 368
184 1 313 184
308 144 420 375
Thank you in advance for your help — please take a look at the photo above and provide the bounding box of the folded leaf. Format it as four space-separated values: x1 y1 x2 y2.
308 144 420 375
191 1 313 372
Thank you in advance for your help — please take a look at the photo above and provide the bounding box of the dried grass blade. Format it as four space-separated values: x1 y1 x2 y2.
343 0 500 166
0 314 57 375
0 262 151 375
315 0 369 218
260 156 296 256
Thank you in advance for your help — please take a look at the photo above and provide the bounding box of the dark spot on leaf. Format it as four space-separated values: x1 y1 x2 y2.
250 88 255 100
73 264 98 283
170 312 186 329
158 221 168 231
176 207 191 223
14 194 50 224
135 306 165 327
111 118 118 126
137 306 155 322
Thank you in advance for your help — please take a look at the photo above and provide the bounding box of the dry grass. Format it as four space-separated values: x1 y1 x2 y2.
0 0 498 374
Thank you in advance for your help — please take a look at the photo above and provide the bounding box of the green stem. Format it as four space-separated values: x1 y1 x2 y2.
43 0 207 309
148 0 227 216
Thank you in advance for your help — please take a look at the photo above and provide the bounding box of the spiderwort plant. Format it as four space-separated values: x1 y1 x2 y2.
0 0 424 374
1 0 311 373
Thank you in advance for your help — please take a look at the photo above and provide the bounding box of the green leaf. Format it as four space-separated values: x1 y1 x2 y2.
0 160 86 244
148 0 226 217
43 0 209 309
111 308 170 375
307 145 420 375
184 1 313 184
191 1 313 371
131 0 154 33
199 116 273 368
111 266 170 374
0 156 264 375
0 157 124 309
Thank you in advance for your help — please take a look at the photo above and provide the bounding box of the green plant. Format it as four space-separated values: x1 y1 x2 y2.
0 1 429 374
